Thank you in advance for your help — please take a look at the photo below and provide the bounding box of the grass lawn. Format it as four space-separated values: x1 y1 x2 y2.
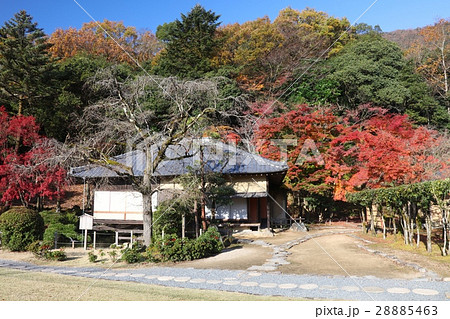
0 268 298 301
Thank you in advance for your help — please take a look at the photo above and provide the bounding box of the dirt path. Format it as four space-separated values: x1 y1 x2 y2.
280 234 423 279
1 226 446 280
173 245 272 270
367 243 450 278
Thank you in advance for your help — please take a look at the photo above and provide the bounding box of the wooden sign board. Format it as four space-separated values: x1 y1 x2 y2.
79 214 94 230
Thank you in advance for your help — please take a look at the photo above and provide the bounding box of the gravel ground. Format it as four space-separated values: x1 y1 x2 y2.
1 258 448 301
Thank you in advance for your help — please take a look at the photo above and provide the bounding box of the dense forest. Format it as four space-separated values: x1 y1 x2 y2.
0 5 449 228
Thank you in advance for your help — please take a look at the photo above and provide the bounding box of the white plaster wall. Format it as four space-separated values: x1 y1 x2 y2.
94 191 143 221
207 197 248 220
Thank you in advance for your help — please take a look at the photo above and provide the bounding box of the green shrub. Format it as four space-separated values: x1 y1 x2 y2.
156 234 193 262
196 227 223 256
147 227 223 262
40 210 78 225
88 251 98 263
27 241 66 261
45 249 67 261
0 208 44 251
107 250 119 262
27 241 48 258
153 200 191 237
40 210 82 245
145 244 163 262
121 242 145 263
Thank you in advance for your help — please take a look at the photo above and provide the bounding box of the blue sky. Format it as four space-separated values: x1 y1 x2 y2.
0 0 449 34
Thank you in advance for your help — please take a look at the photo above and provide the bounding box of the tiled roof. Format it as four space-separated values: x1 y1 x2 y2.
70 138 288 179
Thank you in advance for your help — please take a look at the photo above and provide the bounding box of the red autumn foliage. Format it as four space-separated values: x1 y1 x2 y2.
255 104 446 201
325 113 443 200
0 106 67 206
255 104 343 195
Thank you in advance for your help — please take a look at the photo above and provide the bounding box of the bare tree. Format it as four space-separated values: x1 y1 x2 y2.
69 67 236 245
409 19 450 113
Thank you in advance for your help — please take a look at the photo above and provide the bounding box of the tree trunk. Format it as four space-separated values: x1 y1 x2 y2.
443 213 448 256
402 208 409 245
200 146 207 231
445 207 450 256
448 222 450 254
86 182 91 210
361 208 367 234
14 99 24 153
382 214 386 239
416 217 420 248
182 212 185 239
18 98 23 116
56 198 61 213
201 196 207 231
56 185 61 213
409 203 416 247
425 213 432 253
142 192 153 246
393 215 397 240
369 206 375 235
142 147 154 246
193 199 199 238
211 199 216 220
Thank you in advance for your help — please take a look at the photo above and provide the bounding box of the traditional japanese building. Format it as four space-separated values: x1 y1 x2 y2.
70 138 288 233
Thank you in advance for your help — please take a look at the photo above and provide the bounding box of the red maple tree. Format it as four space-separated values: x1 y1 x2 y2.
255 104 343 195
0 107 67 207
325 113 442 200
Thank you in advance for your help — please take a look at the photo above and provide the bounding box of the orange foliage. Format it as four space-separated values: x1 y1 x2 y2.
49 20 162 64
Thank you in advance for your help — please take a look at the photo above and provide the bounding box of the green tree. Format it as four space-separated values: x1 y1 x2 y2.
325 34 447 127
354 22 382 35
327 34 409 108
45 54 113 140
0 10 55 116
155 5 221 78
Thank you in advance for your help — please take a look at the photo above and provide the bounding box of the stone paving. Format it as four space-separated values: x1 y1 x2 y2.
1 258 449 301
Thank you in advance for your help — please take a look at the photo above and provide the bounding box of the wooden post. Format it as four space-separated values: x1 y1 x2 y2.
93 231 97 250
130 231 133 246
83 229 88 250
115 231 119 246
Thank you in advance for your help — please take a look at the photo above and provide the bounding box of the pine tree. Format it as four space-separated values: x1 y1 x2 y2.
155 5 221 78
0 10 54 115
